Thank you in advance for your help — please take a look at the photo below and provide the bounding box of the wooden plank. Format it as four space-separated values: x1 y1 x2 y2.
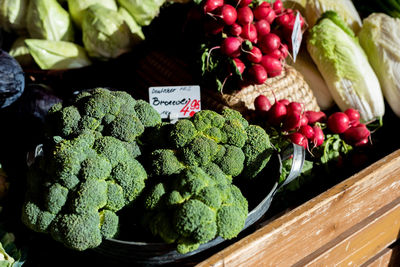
197 149 400 267
296 196 400 266
362 243 400 267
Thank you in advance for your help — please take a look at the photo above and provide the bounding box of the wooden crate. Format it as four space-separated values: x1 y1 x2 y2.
197 149 400 266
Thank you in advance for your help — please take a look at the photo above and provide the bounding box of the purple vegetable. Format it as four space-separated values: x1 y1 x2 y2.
0 50 25 108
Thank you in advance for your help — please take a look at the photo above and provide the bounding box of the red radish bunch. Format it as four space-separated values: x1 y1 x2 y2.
327 109 371 147
254 95 325 149
199 0 305 86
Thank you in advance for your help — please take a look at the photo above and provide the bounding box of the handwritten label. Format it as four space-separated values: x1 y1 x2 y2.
149 85 201 119
291 12 303 63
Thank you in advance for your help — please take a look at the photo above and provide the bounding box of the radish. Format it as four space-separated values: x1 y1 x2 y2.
279 99 290 106
241 23 257 43
204 18 225 35
212 4 237 25
276 14 290 26
267 100 287 126
300 114 308 126
255 19 270 37
267 49 282 60
289 132 308 148
233 58 245 74
232 0 252 7
265 9 277 24
248 64 268 85
273 0 283 14
342 123 370 144
229 23 242 36
282 111 301 131
221 37 242 57
304 110 326 124
259 33 281 54
287 102 302 114
280 43 288 59
204 0 224 13
327 112 350 134
246 46 263 63
344 108 360 127
312 125 324 147
260 55 282 77
254 94 271 112
299 125 314 139
237 6 254 25
253 2 271 20
355 138 369 147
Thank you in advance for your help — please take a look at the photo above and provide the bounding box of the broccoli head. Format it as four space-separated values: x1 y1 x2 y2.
142 166 248 254
22 89 158 251
144 109 253 181
46 87 161 157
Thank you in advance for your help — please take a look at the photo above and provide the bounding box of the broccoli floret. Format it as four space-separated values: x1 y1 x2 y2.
169 119 197 148
181 136 218 166
111 158 147 204
215 145 245 177
45 183 68 214
50 211 103 251
150 149 184 176
21 201 56 233
134 100 162 127
220 119 247 148
241 125 274 179
71 179 108 214
105 182 125 212
192 110 225 131
221 108 249 129
22 88 157 251
80 155 112 181
144 183 167 211
99 210 119 239
173 199 217 243
58 106 81 136
107 115 144 143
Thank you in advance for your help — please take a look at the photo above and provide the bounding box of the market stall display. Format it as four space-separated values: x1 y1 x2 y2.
1 0 400 266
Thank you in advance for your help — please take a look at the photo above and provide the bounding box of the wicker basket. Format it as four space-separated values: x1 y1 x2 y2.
202 64 320 114
132 49 320 113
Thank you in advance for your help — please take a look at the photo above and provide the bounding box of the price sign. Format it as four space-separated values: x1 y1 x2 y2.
149 85 201 119
291 12 303 63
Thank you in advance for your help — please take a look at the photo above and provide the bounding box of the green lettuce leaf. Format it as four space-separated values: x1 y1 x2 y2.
27 0 75 42
117 0 166 26
0 0 29 34
67 0 118 29
25 39 92 70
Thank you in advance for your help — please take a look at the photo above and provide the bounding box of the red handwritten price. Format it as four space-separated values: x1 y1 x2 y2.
180 99 201 117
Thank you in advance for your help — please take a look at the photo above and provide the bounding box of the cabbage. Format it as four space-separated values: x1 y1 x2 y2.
0 0 28 33
117 0 166 26
0 50 24 109
67 0 118 29
359 13 400 118
9 37 34 67
307 12 385 122
82 4 136 60
118 7 145 41
305 0 362 34
25 39 92 70
27 0 75 42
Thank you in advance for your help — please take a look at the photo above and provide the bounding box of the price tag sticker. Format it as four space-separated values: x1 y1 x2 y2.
149 85 201 119
291 12 303 63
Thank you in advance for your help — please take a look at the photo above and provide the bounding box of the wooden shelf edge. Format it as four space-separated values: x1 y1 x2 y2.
197 149 400 266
